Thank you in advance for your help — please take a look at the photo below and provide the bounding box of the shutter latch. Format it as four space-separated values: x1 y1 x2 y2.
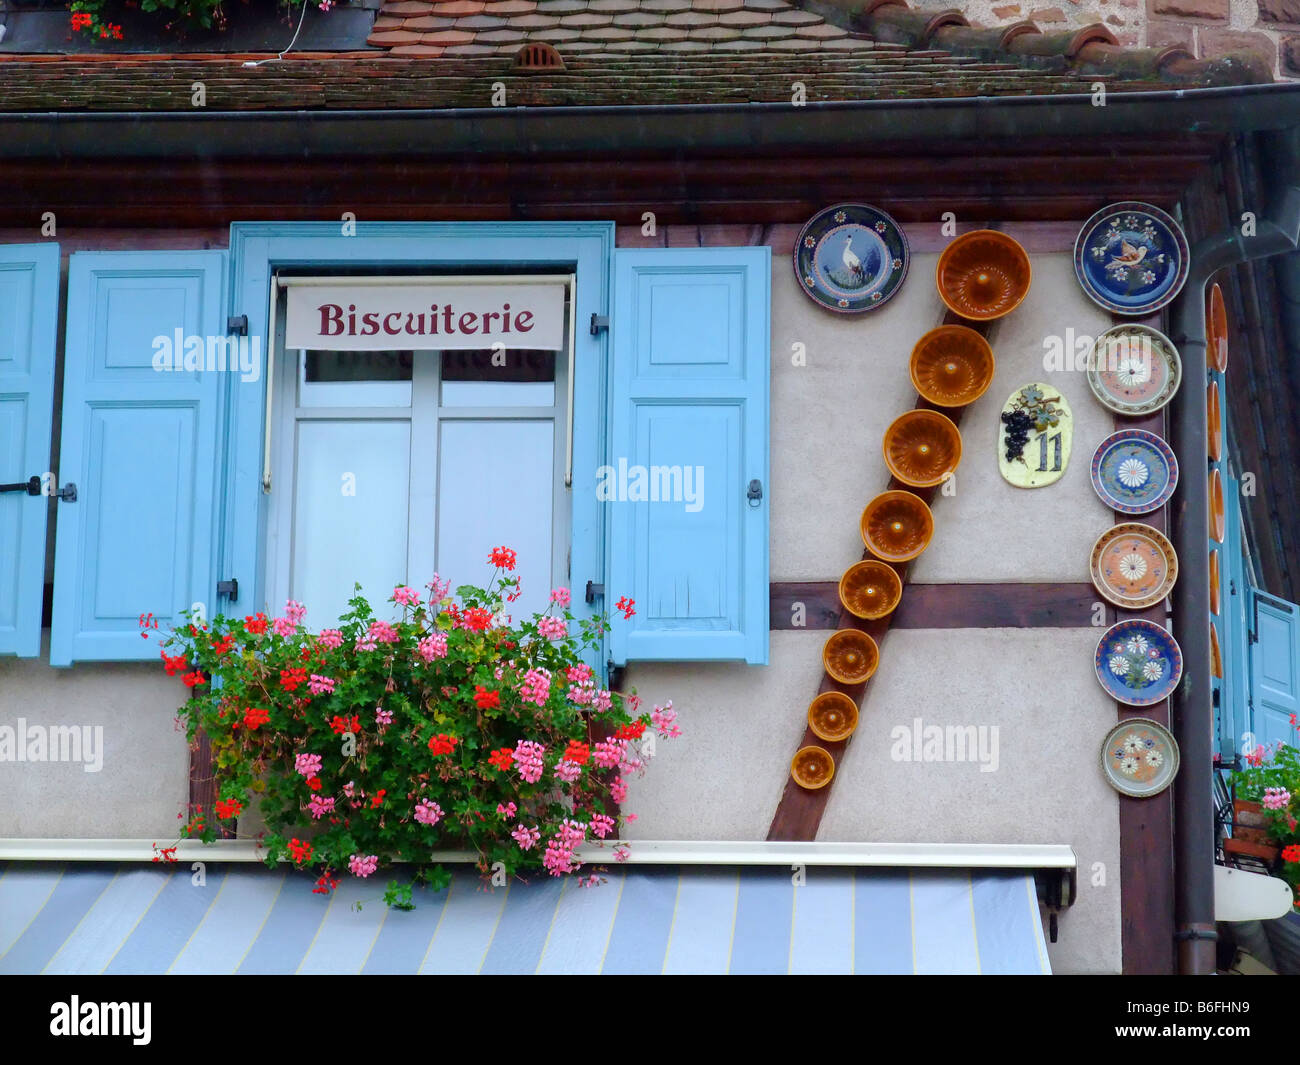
590 313 609 335
0 476 41 496
227 315 248 336
217 579 239 601
747 478 763 506
54 483 76 502
585 580 604 604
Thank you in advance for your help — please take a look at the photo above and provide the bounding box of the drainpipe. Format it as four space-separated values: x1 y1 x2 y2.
1169 125 1300 975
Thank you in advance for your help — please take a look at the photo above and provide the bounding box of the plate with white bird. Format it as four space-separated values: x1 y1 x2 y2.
795 203 910 313
1073 201 1189 316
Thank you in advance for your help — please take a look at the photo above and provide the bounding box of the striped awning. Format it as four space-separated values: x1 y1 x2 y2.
0 862 1051 975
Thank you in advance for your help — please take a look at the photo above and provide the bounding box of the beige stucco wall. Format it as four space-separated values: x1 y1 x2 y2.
0 226 1125 973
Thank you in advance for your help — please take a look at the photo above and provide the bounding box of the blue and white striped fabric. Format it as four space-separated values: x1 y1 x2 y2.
0 862 1051 975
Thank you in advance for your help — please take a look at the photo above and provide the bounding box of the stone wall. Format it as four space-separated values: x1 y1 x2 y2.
912 0 1294 78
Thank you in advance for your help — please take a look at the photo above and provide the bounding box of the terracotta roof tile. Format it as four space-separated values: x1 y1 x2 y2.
482 0 537 11
510 14 561 27
602 39 660 49
372 16 408 29
771 9 821 24
691 0 745 9
612 11 666 25
665 11 719 25
690 25 745 39
639 0 692 11
796 23 849 38
588 0 640 9
451 14 510 27
535 0 588 11
636 25 690 39
529 27 583 39
388 43 448 55
441 42 499 53
478 28 529 40
381 1 437 13
431 0 487 13
367 29 427 44
712 37 767 49
559 12 613 25
403 15 458 28
420 28 477 43
553 39 606 49
745 24 797 38
718 10 772 25
659 39 712 49
585 25 637 38
740 0 794 9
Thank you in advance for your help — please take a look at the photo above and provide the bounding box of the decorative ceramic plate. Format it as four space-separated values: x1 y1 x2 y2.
1090 522 1178 610
998 382 1072 489
1211 469 1225 543
1086 324 1182 417
1090 429 1178 514
1211 622 1223 679
1074 201 1190 316
794 204 910 313
1210 549 1221 615
1100 716 1180 798
1095 619 1183 706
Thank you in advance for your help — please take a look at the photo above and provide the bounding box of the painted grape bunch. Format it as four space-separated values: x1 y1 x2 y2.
1000 385 1063 465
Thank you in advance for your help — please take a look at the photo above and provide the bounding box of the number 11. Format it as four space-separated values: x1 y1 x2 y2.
1037 432 1062 472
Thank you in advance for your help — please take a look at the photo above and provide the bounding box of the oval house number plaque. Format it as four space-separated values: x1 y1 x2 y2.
998 382 1072 489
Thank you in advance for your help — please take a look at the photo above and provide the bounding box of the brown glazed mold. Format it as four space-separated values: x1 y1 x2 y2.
807 691 860 743
861 490 935 563
882 408 963 488
1210 468 1225 543
838 560 904 620
791 745 836 790
1210 549 1220 615
1207 282 1228 374
910 325 996 407
1211 621 1223 679
936 230 1032 320
822 629 880 685
1208 381 1221 463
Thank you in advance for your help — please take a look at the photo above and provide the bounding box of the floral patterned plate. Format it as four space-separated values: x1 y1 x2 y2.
1090 429 1179 515
1095 619 1183 707
794 203 910 313
1074 201 1189 316
1100 717 1180 798
1090 522 1178 610
1086 324 1182 417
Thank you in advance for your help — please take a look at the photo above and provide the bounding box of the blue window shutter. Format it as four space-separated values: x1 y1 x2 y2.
51 251 227 665
1249 586 1300 752
606 247 770 665
1220 474 1250 757
0 243 60 657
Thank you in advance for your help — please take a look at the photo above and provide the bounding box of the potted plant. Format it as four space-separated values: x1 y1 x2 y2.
145 547 679 908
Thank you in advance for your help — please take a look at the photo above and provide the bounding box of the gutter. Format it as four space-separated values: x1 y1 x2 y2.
1169 125 1300 975
3 82 1300 160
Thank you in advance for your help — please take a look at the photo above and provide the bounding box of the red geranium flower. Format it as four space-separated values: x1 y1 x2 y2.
70 12 92 30
161 652 188 676
306 776 322 792
614 721 645 740
473 685 500 710
370 789 386 808
1283 845 1300 863
244 706 270 730
214 798 244 819
616 596 636 619
280 667 308 692
329 715 360 735
287 838 313 864
563 740 590 765
182 670 206 688
428 733 457 757
489 546 517 571
313 871 340 895
487 747 514 771
244 613 268 635
460 607 493 632
212 634 236 656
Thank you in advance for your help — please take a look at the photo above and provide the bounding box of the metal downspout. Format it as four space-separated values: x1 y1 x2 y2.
1169 126 1300 974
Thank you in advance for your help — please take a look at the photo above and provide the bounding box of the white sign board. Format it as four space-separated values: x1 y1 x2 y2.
285 281 566 351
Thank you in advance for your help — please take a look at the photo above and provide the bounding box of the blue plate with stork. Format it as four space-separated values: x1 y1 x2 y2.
1074 201 1189 316
795 203 910 314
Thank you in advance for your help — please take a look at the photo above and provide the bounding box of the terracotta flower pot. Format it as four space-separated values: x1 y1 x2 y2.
935 230 1032 321
1207 282 1228 374
822 629 880 685
861 490 934 563
909 325 996 407
838 560 903 620
1208 381 1222 463
1233 799 1275 845
882 409 962 488
807 691 860 742
790 745 836 790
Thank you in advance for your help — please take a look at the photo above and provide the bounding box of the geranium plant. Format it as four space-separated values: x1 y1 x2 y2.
1228 715 1300 908
150 547 679 907
69 0 339 44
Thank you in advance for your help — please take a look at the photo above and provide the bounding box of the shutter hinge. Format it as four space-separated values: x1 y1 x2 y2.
227 315 248 337
589 313 609 335
55 483 76 502
0 476 41 496
585 580 604 604
606 659 625 692
217 578 239 601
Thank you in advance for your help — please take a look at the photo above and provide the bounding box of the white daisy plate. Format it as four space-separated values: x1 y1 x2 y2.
1090 522 1178 611
1091 429 1178 515
1100 717 1180 798
1086 324 1181 417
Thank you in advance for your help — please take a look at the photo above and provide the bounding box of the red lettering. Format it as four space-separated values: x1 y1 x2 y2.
360 312 380 337
482 310 500 333
458 312 479 333
318 304 344 337
383 312 402 336
442 306 455 334
514 310 534 333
